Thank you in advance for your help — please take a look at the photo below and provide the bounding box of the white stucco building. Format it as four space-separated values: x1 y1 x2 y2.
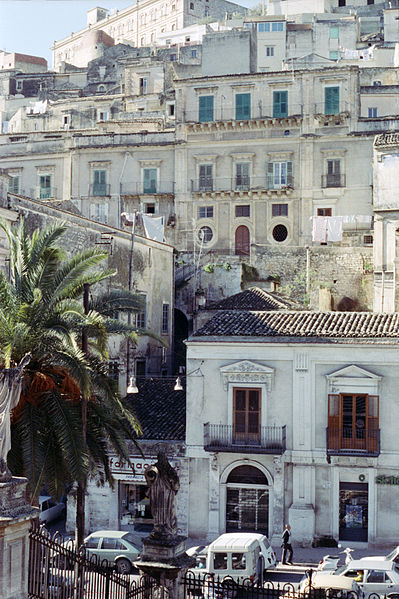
185 295 399 546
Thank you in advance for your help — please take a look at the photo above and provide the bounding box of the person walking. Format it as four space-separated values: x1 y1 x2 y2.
281 524 293 565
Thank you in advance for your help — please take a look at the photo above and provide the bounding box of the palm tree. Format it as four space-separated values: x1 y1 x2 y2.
0 219 146 515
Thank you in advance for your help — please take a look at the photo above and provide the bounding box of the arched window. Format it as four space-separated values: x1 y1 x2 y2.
226 464 269 535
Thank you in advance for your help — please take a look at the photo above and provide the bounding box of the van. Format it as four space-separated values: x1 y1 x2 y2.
189 532 276 584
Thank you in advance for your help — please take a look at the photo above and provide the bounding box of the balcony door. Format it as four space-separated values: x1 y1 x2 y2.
235 226 250 256
233 388 260 445
328 394 379 452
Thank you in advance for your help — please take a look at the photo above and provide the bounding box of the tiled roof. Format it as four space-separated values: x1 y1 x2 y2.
126 377 185 440
14 53 47 66
193 310 399 341
206 287 300 311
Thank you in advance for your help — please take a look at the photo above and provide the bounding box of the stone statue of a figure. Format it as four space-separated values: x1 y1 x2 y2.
0 354 31 482
144 452 180 539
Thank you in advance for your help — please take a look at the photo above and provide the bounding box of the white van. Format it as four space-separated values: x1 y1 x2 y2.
189 532 276 584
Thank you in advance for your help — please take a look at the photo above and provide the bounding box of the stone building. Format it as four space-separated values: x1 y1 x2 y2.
186 303 399 545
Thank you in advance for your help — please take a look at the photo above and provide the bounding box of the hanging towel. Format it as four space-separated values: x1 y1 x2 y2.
142 214 165 242
312 216 327 243
356 215 372 224
327 216 343 242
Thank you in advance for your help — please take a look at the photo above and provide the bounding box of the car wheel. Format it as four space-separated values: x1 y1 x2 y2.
116 558 132 574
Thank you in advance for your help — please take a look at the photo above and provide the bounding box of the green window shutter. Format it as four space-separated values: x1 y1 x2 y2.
143 168 157 193
325 86 339 115
266 162 274 188
199 95 214 122
287 161 293 186
235 93 251 120
273 91 288 118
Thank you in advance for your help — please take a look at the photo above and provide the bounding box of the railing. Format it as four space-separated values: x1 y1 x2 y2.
32 187 58 200
180 104 304 123
204 423 286 454
89 183 111 197
321 174 346 188
28 521 155 599
326 427 380 456
314 101 350 115
120 181 175 195
191 176 294 193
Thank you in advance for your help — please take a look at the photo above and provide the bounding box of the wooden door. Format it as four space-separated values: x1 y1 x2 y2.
235 225 250 256
233 388 261 445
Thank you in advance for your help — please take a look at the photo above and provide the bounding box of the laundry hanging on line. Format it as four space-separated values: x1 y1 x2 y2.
311 216 343 243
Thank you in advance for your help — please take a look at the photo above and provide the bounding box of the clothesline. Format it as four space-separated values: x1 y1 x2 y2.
310 215 372 243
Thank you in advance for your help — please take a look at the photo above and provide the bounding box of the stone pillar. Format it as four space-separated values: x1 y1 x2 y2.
0 477 38 599
271 455 284 545
208 453 220 539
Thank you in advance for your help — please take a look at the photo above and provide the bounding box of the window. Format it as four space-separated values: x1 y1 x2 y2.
329 51 339 60
39 174 52 199
190 2 194 8
367 0 374 4
330 27 339 39
326 159 341 187
235 225 250 256
139 77 147 95
272 203 288 217
235 93 251 120
162 303 169 334
143 168 157 193
136 359 146 377
368 107 377 118
235 163 250 189
265 46 274 57
233 388 261 442
143 203 156 214
232 554 246 570
98 110 108 121
191 50 197 58
63 114 70 126
8 175 20 194
198 226 213 243
170 53 177 61
325 86 340 115
198 206 214 218
16 80 23 91
235 205 250 217
93 169 107 196
338 0 346 6
198 95 214 123
214 553 228 570
327 393 379 453
272 22 284 32
136 297 146 329
267 161 293 189
317 207 332 217
273 90 288 118
226 465 269 534
90 202 108 224
258 22 270 32
272 224 288 242
199 164 213 191
84 538 99 549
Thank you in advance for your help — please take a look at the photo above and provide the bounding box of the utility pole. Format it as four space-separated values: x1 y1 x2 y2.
76 282 90 549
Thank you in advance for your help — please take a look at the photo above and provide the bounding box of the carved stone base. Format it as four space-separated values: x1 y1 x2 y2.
0 477 38 599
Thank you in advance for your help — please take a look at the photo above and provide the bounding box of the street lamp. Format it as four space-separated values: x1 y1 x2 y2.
127 376 139 394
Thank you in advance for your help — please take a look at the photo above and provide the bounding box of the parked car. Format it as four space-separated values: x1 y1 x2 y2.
333 559 399 596
360 546 399 564
188 532 276 585
82 530 141 574
296 572 361 599
39 495 66 525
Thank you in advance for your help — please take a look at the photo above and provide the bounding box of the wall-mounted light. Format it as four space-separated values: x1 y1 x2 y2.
127 376 139 394
174 376 183 391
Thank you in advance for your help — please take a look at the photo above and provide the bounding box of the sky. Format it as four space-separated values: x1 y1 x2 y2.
0 0 257 67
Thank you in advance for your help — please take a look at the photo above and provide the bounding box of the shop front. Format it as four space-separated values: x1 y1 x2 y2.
339 481 368 542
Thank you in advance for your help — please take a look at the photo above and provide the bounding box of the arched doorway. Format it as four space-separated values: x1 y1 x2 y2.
235 225 250 256
173 308 188 374
225 464 270 535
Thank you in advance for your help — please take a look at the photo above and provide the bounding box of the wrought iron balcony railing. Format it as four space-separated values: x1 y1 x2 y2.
204 423 286 454
321 174 346 188
326 427 380 457
190 176 294 193
89 183 111 197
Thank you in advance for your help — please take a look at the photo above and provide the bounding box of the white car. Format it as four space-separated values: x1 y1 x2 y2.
333 559 399 595
39 495 66 525
360 546 399 564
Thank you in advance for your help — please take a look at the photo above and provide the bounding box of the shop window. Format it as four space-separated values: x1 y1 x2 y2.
339 482 368 542
120 483 152 526
235 205 250 217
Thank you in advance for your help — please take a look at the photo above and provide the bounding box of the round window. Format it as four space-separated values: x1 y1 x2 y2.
272 224 288 242
198 226 213 244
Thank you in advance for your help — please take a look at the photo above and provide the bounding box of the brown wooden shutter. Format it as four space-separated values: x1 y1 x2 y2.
328 394 340 450
367 395 379 453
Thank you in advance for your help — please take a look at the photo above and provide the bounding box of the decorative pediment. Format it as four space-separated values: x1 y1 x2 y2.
326 364 381 393
220 360 274 391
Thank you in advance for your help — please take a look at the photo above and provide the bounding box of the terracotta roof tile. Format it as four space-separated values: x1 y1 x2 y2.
193 311 399 341
206 287 301 311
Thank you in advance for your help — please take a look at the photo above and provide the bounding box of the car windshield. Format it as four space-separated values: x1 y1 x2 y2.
386 548 399 561
333 566 347 576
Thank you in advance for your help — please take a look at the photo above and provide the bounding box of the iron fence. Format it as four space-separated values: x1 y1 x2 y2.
204 424 286 454
28 522 155 599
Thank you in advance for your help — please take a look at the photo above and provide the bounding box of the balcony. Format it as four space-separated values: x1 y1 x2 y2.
191 176 294 198
326 427 380 457
204 423 286 454
321 174 346 188
120 181 175 196
32 187 58 200
89 183 111 197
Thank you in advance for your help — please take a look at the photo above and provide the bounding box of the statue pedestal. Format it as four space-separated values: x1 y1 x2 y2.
136 535 196 599
0 477 38 599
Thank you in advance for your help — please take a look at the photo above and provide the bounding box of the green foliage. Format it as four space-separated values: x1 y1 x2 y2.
241 263 259 284
204 262 231 274
0 219 145 500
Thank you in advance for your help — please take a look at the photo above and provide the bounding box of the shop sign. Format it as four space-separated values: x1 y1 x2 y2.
109 456 180 482
375 475 399 485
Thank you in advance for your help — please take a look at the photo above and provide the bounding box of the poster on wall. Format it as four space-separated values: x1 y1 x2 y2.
346 505 363 528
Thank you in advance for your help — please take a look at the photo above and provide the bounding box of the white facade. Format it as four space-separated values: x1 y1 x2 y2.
186 324 399 545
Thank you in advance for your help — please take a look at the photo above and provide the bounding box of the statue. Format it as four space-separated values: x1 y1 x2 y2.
144 452 180 539
0 354 31 482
